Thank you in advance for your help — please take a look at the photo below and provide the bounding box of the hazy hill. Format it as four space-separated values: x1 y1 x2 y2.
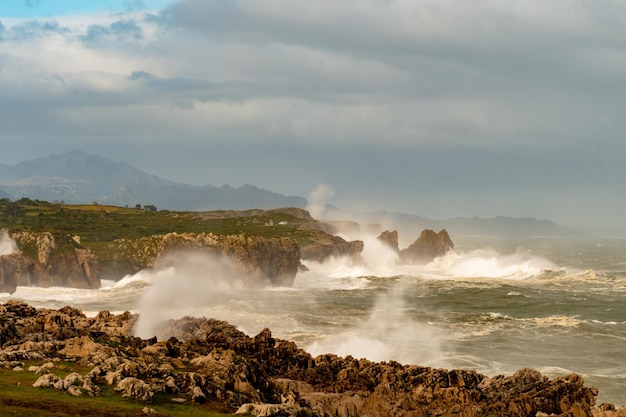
0 189 11 200
323 207 585 241
0 150 307 211
0 150 588 238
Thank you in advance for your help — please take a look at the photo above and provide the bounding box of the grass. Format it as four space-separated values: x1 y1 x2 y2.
0 362 235 417
0 199 314 243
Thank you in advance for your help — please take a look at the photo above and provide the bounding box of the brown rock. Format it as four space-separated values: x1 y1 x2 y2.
300 231 364 264
377 230 399 253
0 302 607 416
399 229 454 264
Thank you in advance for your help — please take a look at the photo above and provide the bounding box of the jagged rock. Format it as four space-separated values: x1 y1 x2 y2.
116 377 154 402
0 253 29 294
1 229 302 292
399 229 454 264
235 402 310 416
593 403 626 417
101 232 301 287
300 231 364 263
0 232 100 293
0 302 614 416
377 230 399 253
33 373 62 389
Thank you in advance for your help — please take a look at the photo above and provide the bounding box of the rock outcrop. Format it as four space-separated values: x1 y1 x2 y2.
399 228 454 264
1 301 620 417
0 232 99 293
377 230 399 253
99 232 301 287
299 231 364 264
0 230 301 293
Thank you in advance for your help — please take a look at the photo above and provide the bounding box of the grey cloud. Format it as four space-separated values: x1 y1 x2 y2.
159 0 626 101
1 1 626 227
128 70 154 81
80 19 143 45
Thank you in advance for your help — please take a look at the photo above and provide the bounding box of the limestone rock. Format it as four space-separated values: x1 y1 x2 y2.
399 229 454 264
377 230 399 253
1 302 612 416
0 232 100 293
116 377 154 402
300 231 364 263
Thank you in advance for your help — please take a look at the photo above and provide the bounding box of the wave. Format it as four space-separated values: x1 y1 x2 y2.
303 245 565 283
425 249 560 280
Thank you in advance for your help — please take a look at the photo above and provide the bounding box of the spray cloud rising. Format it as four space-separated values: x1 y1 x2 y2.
306 183 335 220
0 230 17 256
132 251 248 339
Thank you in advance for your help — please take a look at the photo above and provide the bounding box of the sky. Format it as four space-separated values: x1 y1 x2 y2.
0 0 625 229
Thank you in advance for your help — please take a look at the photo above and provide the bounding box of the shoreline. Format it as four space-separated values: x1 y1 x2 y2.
1 300 624 417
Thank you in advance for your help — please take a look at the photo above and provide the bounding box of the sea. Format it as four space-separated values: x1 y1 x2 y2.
1 233 625 406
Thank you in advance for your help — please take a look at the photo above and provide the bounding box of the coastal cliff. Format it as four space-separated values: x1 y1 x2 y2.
98 232 301 287
0 232 99 293
0 301 622 417
0 231 300 293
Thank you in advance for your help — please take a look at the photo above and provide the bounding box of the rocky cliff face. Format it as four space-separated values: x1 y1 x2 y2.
0 230 301 293
299 230 364 264
1 301 621 417
0 232 99 293
99 232 300 287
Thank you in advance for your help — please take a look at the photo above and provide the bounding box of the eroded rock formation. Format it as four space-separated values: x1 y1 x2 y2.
377 230 399 253
0 232 99 293
99 232 301 287
299 231 364 264
1 301 621 417
0 230 301 293
399 228 454 264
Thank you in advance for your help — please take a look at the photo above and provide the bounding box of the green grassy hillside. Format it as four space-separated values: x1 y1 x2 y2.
0 198 318 248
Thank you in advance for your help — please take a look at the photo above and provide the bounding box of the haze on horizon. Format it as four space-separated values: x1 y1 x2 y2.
0 0 624 229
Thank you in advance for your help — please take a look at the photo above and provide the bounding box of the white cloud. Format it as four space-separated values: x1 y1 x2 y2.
0 0 626 226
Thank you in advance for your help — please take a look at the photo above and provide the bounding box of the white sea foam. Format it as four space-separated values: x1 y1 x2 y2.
425 248 559 280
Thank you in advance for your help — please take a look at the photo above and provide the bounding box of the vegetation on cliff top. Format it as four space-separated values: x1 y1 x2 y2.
0 361 230 417
0 198 319 249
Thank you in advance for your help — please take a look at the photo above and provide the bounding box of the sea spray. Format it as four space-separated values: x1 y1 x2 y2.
0 229 17 255
427 248 559 279
306 183 335 220
306 277 445 366
132 251 247 339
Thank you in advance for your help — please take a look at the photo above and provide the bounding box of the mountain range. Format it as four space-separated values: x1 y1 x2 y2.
0 150 306 211
0 150 584 238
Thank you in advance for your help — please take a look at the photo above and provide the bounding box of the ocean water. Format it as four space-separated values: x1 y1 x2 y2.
1 235 625 406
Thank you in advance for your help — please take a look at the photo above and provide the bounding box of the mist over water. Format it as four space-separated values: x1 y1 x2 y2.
2 234 626 406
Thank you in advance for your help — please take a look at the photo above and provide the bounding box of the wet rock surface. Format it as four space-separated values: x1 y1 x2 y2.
0 301 622 416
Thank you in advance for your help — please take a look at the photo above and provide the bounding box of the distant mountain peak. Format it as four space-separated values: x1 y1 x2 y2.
0 151 308 211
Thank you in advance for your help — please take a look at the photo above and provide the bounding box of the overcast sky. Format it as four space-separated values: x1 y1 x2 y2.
0 0 625 228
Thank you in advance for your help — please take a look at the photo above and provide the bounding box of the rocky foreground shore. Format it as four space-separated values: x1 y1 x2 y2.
0 301 624 417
